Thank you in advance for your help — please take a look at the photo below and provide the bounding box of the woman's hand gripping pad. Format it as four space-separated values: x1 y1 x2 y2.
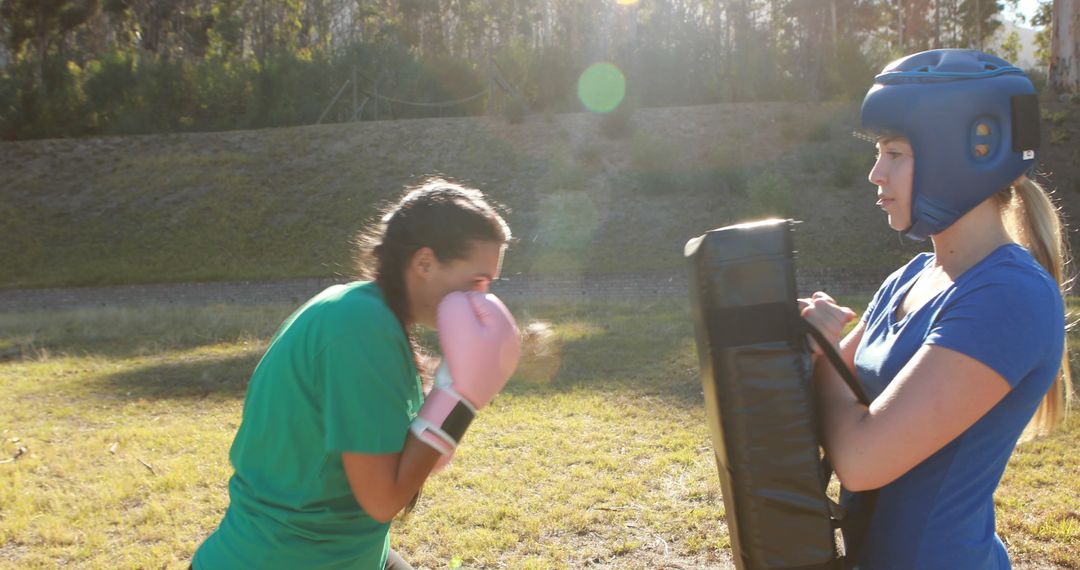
410 291 521 455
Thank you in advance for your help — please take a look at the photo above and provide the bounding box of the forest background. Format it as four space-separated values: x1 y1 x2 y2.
0 0 1067 141
3 4 1080 567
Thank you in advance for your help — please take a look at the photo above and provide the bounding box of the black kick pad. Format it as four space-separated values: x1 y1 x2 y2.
685 219 840 570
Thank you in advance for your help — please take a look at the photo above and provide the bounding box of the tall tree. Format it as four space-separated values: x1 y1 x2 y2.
959 0 1003 50
1032 0 1052 67
0 0 99 91
1049 0 1080 91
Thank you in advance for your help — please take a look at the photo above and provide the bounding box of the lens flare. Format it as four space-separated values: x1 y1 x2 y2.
577 62 626 114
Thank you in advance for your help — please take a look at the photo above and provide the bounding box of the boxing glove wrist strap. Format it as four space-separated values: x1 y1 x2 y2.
409 385 476 453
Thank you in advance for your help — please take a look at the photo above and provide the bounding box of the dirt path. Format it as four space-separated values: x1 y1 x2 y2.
0 270 889 313
0 274 679 312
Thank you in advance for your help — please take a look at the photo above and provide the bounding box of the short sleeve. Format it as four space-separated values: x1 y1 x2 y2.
862 284 886 324
926 277 1063 388
319 332 417 455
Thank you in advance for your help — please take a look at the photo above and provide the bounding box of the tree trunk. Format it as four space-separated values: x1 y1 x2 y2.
897 0 904 50
831 0 837 56
1049 0 1080 92
35 6 47 97
976 0 981 49
934 0 941 48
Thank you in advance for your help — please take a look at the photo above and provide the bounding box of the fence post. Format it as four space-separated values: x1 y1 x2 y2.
352 66 358 121
317 79 351 125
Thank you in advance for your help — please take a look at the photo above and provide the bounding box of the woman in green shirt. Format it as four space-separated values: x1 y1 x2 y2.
194 179 519 569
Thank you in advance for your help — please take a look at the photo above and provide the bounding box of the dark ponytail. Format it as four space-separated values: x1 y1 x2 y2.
354 179 510 516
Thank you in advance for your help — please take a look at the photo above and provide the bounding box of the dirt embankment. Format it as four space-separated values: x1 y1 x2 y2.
2 96 1078 294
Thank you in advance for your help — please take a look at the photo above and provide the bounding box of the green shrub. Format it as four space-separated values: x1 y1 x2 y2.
823 38 878 100
781 121 800 140
1026 67 1048 92
630 136 672 172
504 95 528 124
598 100 636 139
702 143 750 194
747 171 793 217
1 37 501 139
0 66 26 140
807 122 832 142
631 135 683 194
1043 109 1070 125
526 46 579 113
833 152 872 188
539 160 591 194
1050 127 1071 145
535 190 600 250
799 147 829 174
574 143 604 170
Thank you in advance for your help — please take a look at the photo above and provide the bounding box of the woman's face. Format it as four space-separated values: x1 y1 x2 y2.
869 138 915 232
412 240 505 328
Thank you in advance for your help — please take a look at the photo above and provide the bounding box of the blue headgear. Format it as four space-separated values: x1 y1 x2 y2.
860 49 1041 241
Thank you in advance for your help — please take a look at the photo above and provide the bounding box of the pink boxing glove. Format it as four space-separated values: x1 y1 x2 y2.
410 291 521 455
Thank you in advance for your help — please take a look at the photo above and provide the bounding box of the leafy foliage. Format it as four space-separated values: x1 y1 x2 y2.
0 0 1018 140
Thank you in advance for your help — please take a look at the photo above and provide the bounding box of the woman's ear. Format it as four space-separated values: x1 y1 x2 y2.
408 247 437 279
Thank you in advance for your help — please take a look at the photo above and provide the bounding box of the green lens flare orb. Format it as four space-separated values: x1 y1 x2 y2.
577 62 626 113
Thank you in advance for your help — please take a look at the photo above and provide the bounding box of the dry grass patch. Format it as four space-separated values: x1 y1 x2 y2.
1 297 1076 569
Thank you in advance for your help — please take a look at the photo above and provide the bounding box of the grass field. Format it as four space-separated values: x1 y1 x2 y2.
1 298 1077 569
6 99 1080 292
0 102 925 290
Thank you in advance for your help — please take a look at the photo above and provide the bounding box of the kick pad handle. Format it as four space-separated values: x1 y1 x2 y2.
798 319 872 407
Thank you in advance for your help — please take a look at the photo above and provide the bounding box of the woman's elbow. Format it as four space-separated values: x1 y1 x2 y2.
832 460 897 492
835 472 878 493
346 484 402 523
368 510 397 525
355 495 399 524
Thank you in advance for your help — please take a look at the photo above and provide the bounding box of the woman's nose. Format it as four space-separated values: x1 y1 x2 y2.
868 158 887 187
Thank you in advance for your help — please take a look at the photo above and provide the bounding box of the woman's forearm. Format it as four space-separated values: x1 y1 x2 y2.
342 434 441 523
813 353 874 490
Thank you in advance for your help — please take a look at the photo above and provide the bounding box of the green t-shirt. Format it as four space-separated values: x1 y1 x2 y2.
194 282 423 569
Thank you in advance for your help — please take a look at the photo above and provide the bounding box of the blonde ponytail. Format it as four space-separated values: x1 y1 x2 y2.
1001 176 1073 438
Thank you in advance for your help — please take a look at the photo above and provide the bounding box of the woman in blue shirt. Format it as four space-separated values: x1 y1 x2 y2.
802 50 1072 569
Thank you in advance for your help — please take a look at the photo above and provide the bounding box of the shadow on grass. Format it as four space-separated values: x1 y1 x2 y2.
1 337 260 363
85 349 260 401
503 300 707 411
73 296 1080 414
131 300 705 409
13 298 716 408
0 303 292 362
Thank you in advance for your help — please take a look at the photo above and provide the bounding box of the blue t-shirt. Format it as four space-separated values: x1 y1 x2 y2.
849 244 1064 570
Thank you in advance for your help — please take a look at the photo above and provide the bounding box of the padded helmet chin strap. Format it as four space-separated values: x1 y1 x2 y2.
1012 93 1041 175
